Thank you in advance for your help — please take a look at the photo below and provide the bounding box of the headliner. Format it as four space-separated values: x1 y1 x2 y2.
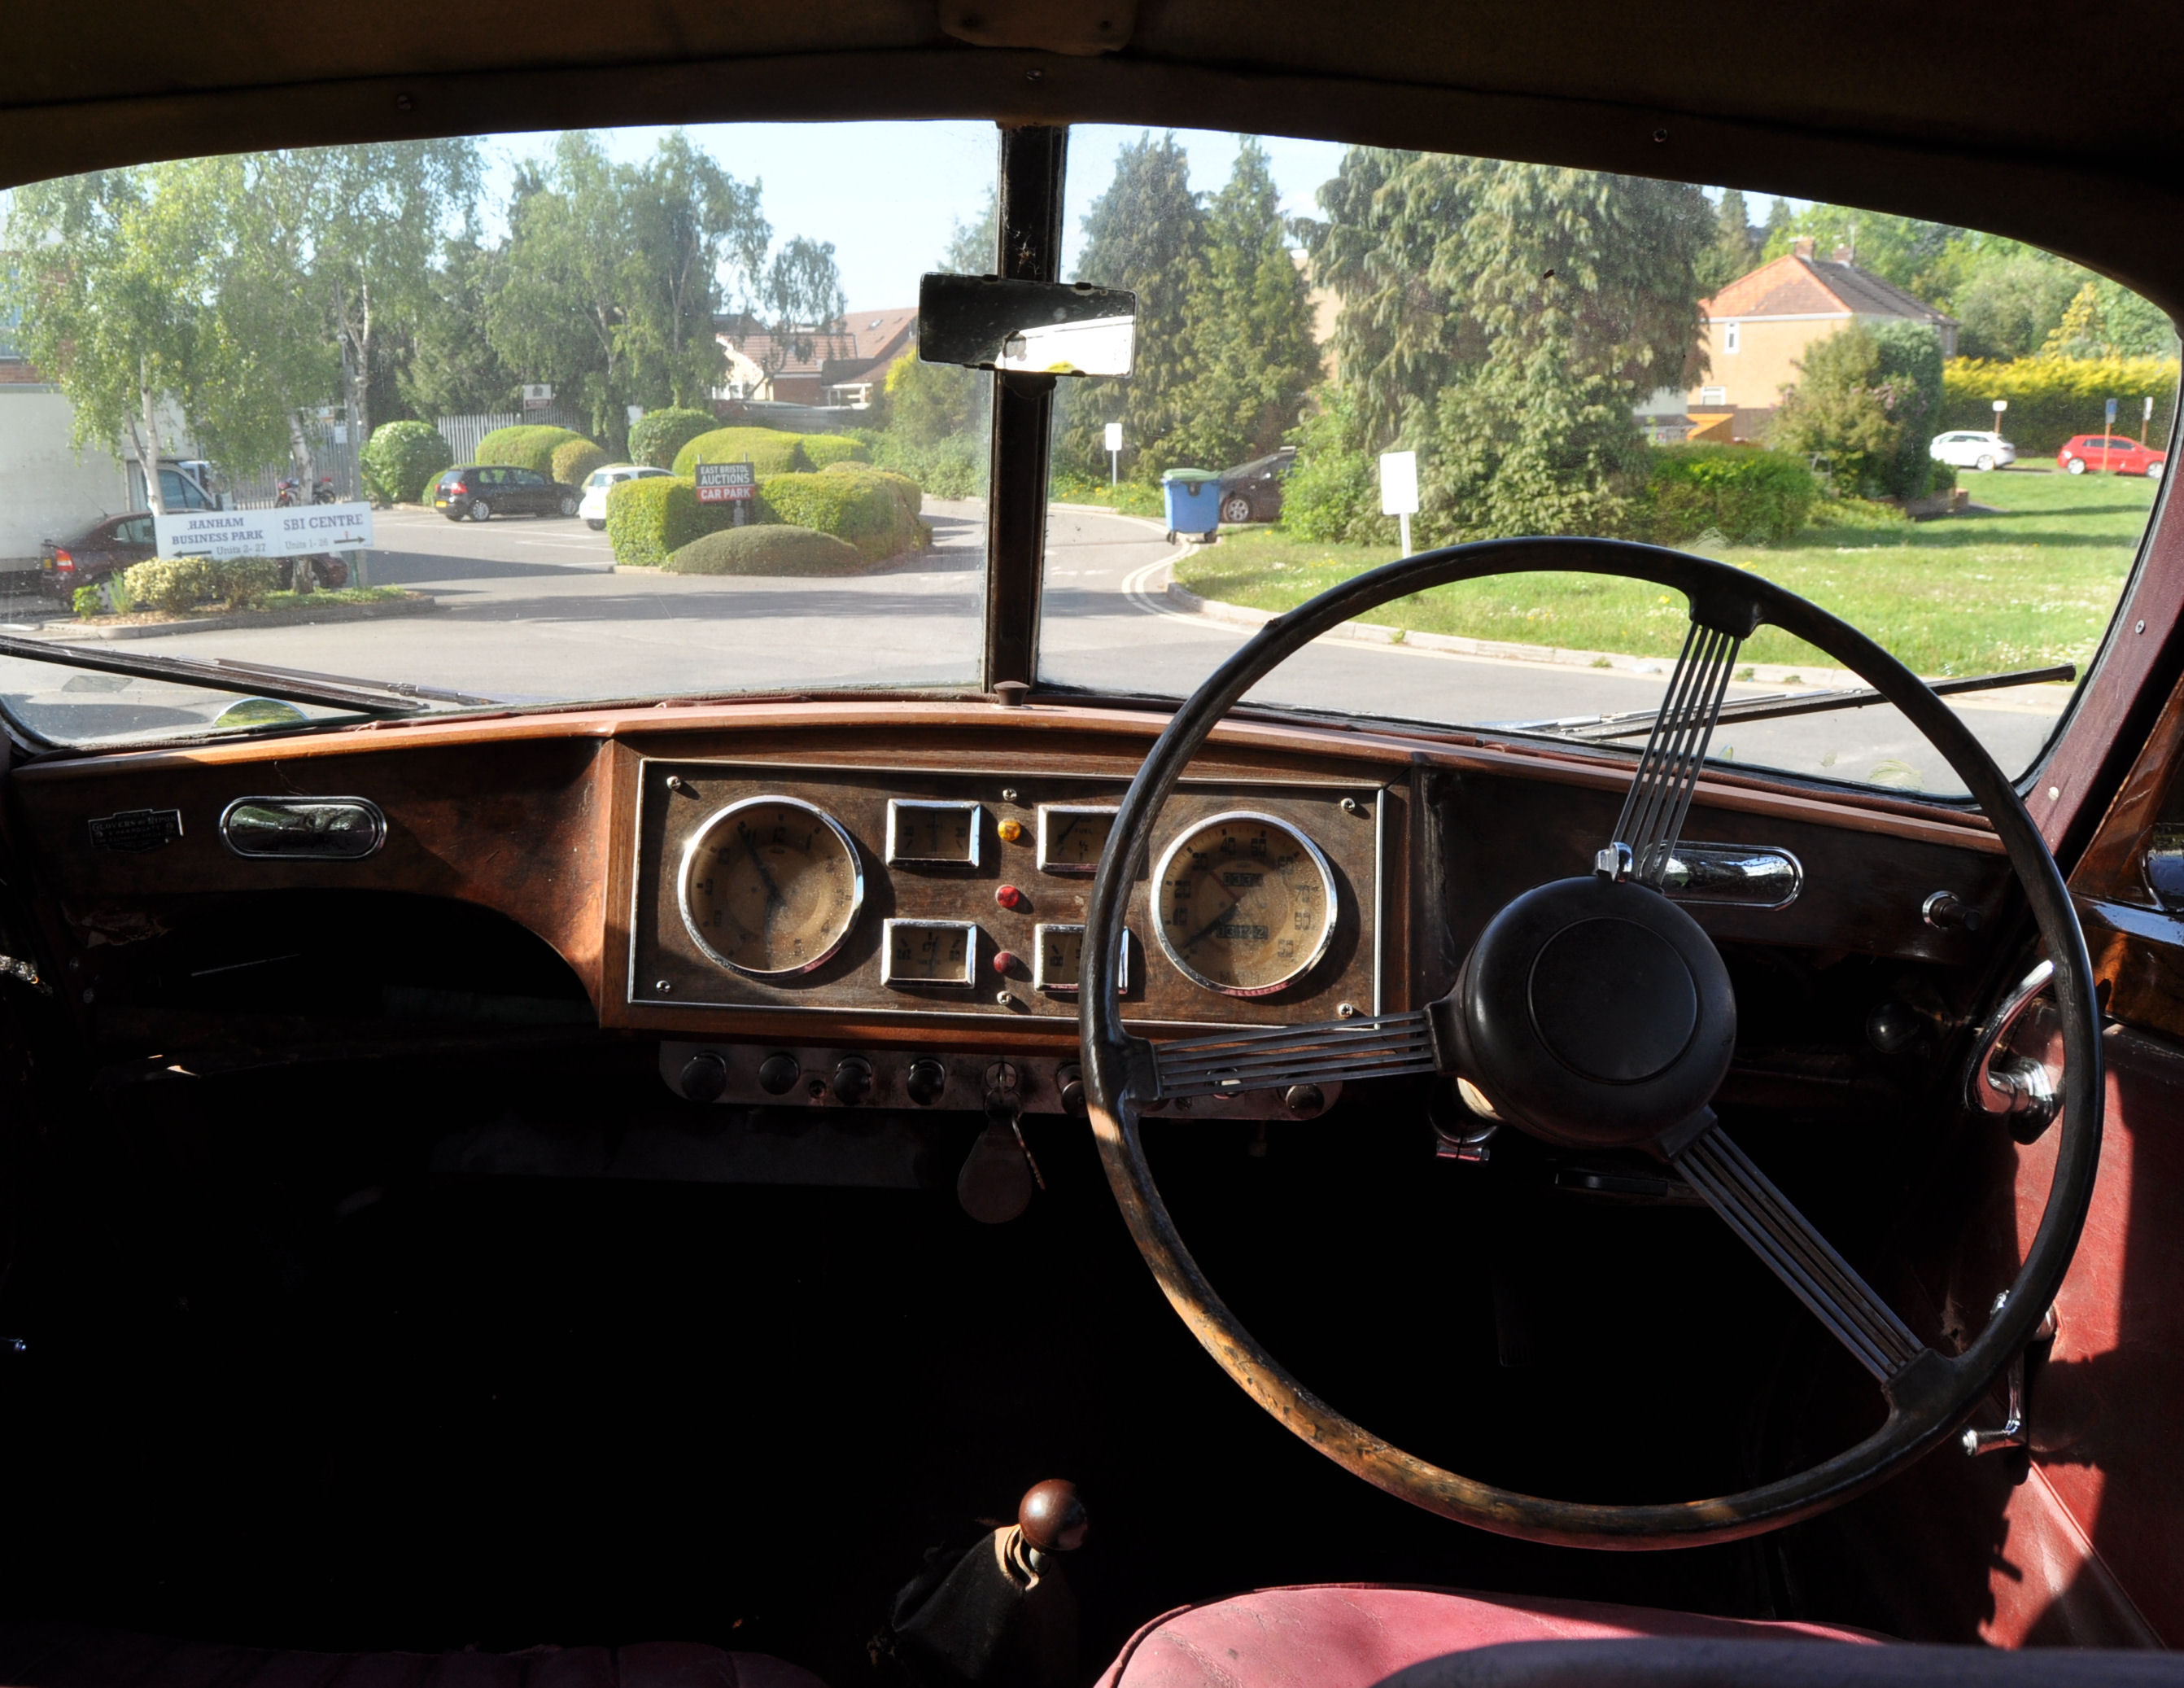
7 2 2181 307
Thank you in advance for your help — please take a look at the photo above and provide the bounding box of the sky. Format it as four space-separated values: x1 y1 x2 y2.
479 121 1352 313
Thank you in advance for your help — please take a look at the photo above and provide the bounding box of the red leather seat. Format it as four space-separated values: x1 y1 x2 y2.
1096 1584 1883 1688
0 1626 828 1688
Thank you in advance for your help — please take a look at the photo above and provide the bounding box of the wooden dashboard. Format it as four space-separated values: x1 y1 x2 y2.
0 698 2014 1113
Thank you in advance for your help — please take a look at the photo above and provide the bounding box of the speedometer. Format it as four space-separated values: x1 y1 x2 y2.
1153 812 1338 998
679 795 864 977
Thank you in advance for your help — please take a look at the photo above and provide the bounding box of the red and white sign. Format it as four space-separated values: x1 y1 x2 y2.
695 460 757 504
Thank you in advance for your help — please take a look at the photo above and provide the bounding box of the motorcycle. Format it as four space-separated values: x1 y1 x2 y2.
279 555 350 591
275 476 339 507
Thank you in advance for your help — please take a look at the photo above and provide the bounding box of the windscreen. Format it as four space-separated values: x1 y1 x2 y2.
0 122 998 746
1037 129 2178 798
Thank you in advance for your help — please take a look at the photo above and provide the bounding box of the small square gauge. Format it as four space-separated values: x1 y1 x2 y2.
1036 804 1118 877
1033 923 1131 995
881 919 979 988
886 799 983 868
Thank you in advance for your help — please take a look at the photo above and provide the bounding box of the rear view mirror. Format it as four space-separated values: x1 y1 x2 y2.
917 274 1138 377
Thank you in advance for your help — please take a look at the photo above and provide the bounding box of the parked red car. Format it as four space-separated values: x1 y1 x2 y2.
2058 433 2166 477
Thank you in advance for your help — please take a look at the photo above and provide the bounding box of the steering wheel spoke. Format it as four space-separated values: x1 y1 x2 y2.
1148 1008 1441 1101
1601 619 1744 888
1672 1121 1927 1382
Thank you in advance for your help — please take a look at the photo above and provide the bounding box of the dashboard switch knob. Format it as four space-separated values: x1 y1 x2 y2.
1057 1063 1087 1117
993 949 1020 975
757 1052 801 1095
679 1052 728 1103
996 884 1028 912
832 1056 874 1104
906 1057 948 1106
1284 1082 1326 1118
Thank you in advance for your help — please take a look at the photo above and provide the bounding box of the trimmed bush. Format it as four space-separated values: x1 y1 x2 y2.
72 585 103 620
666 525 867 576
672 426 811 479
799 435 871 470
361 419 452 506
552 437 609 490
627 407 718 470
757 462 925 562
1641 445 1818 545
122 557 220 613
475 424 589 476
605 475 733 569
1940 355 2180 457
215 557 282 610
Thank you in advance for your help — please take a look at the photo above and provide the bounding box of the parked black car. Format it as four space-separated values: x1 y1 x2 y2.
1216 446 1297 524
433 466 583 522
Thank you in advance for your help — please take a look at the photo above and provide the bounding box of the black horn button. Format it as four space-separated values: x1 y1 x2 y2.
1450 877 1736 1150
1527 919 1697 1083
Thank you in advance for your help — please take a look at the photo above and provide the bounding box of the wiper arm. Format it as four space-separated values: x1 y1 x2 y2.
1510 663 2075 742
0 633 495 716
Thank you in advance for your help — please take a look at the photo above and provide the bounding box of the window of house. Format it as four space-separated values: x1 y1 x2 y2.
1699 386 1728 405
1723 321 1741 355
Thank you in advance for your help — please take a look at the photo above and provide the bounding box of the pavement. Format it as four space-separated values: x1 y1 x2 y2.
0 500 2069 795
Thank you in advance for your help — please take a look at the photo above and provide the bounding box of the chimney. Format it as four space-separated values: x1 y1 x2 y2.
1832 243 1854 263
1792 236 1815 260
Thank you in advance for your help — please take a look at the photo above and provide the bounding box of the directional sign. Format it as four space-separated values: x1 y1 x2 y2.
1103 422 1124 453
1378 451 1418 516
695 460 756 504
155 503 372 559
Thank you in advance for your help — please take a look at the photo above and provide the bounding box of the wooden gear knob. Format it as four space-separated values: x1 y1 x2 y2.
1017 1478 1089 1554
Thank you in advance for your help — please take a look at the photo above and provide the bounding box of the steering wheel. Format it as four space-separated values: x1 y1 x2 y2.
1077 537 2102 1550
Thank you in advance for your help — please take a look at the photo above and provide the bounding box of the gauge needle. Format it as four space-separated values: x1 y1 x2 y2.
1178 893 1245 954
744 834 787 928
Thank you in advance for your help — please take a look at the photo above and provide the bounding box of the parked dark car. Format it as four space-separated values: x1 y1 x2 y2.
1216 446 1297 524
37 513 346 601
433 465 583 521
37 513 155 598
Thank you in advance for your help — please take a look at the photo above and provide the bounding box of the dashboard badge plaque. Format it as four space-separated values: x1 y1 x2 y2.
220 797 387 860
88 808 183 853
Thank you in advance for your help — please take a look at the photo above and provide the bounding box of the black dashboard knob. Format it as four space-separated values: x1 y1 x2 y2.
906 1057 948 1106
832 1056 874 1104
679 1052 728 1103
757 1052 801 1095
1057 1063 1087 1117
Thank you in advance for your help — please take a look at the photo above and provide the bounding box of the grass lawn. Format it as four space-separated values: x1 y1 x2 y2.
1173 466 2159 678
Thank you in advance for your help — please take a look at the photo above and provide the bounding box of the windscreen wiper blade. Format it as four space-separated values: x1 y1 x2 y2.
1507 663 2075 742
0 633 493 716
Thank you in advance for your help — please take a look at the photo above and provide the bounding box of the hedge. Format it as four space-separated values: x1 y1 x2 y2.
799 435 871 470
120 555 281 613
1640 444 1818 545
627 408 718 470
1940 356 2180 457
605 476 732 568
665 525 867 576
552 437 609 489
361 419 452 505
757 463 926 562
475 424 591 476
672 426 812 479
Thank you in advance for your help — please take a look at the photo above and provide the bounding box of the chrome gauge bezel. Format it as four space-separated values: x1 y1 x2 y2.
678 794 866 978
885 798 984 868
1152 810 1340 999
1033 922 1131 996
880 918 980 988
1035 803 1119 877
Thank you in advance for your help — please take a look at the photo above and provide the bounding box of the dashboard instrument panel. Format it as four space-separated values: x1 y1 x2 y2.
627 759 1387 1030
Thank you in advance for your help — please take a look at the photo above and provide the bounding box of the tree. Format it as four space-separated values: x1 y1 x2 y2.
755 234 845 391
401 234 521 417
2 168 199 513
1759 203 1959 300
1770 320 1943 499
1697 187 1760 295
625 133 767 408
941 189 998 275
1167 138 1320 470
1954 253 2081 361
1061 133 1207 475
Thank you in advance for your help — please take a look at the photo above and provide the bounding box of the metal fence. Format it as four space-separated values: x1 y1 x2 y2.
433 409 581 462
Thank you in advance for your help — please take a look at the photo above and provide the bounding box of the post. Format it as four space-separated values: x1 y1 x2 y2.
1399 513 1412 557
1104 421 1123 488
2146 395 2156 447
2105 397 2118 472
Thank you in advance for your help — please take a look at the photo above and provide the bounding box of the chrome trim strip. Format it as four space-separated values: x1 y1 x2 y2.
218 795 386 860
1033 923 1130 995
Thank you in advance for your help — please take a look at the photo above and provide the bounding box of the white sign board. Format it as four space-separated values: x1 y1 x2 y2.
155 503 373 560
522 384 553 404
1378 450 1419 515
1103 422 1124 453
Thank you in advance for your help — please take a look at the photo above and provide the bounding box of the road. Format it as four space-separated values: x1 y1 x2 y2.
0 501 2066 794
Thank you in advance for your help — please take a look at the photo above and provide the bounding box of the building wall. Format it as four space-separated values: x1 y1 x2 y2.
0 387 130 566
1688 314 1851 411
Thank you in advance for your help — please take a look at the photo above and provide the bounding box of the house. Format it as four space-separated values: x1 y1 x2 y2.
714 307 919 409
1684 237 1959 444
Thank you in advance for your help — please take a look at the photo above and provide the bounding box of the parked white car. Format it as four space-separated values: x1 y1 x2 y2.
577 463 673 530
1930 430 2017 471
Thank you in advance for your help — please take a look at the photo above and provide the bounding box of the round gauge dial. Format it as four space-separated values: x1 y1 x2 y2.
679 796 864 977
1154 811 1339 998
